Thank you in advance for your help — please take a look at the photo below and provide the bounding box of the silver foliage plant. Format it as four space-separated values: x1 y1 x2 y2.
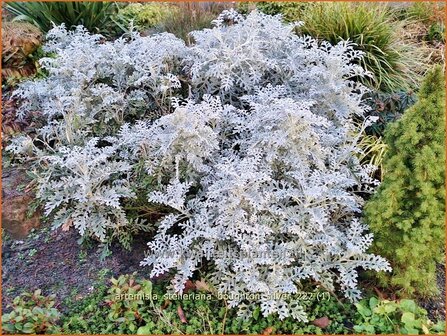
8 24 186 244
133 87 389 320
7 10 390 320
184 9 369 108
13 24 187 145
36 138 141 244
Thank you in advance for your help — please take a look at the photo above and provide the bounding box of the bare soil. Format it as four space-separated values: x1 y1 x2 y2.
419 264 446 321
1 226 152 311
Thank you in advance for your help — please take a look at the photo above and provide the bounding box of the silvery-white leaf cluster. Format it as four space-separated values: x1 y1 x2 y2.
13 25 187 145
7 10 390 320
35 138 137 242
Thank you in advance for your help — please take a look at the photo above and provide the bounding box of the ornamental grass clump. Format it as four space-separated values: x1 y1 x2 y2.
6 1 120 36
298 2 423 92
7 10 391 320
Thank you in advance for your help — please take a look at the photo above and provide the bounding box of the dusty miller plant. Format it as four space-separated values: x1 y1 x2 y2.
7 10 390 320
13 24 187 146
7 25 188 245
184 9 368 107
132 86 390 320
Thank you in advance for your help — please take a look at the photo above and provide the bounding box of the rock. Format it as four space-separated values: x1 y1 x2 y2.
2 167 41 239
311 316 331 329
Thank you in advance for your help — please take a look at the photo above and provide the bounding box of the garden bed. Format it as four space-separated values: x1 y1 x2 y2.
2 223 446 333
1 227 147 311
1 2 446 335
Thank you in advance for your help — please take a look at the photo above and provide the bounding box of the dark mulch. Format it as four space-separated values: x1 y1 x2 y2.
1 226 153 312
418 264 446 321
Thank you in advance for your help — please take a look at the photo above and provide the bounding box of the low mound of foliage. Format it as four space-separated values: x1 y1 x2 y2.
7 10 391 320
2 274 445 335
114 2 175 33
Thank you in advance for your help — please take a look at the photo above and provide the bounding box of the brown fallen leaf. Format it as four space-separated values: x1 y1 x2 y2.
312 316 331 329
177 304 187 324
183 279 196 293
161 299 171 310
61 218 73 232
373 286 386 300
194 279 211 292
263 327 274 335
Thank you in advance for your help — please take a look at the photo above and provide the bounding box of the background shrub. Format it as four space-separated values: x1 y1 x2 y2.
237 1 309 22
364 66 446 296
156 2 230 44
114 2 175 34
